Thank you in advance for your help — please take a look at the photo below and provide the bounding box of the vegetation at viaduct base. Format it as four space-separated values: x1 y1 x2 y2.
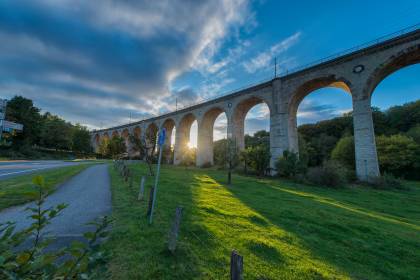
213 99 420 184
0 96 93 159
103 163 420 279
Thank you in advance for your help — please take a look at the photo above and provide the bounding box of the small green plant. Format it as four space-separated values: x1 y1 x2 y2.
0 175 111 279
366 173 404 190
306 160 350 188
276 150 307 178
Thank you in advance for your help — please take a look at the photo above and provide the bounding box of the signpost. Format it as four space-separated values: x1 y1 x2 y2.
149 127 166 224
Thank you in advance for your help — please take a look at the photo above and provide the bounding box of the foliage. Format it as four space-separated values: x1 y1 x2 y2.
406 124 420 144
5 96 42 146
366 172 404 190
3 96 93 156
330 136 355 169
276 150 307 178
376 134 420 178
129 133 156 176
0 175 111 279
306 161 350 188
108 136 127 159
213 138 239 169
242 145 270 176
106 163 420 279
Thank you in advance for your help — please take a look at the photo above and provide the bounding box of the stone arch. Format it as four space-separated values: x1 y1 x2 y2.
161 118 176 146
197 107 227 166
174 113 197 164
287 76 352 152
111 130 120 138
94 134 100 145
121 128 130 154
232 96 272 150
364 44 420 99
133 126 141 139
102 132 110 141
145 123 158 147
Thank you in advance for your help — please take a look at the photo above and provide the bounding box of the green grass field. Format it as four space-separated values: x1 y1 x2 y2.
0 164 91 210
105 163 420 279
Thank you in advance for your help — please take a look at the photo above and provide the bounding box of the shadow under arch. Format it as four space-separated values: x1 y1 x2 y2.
287 76 353 152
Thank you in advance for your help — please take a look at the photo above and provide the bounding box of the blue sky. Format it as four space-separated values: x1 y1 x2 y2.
0 0 419 146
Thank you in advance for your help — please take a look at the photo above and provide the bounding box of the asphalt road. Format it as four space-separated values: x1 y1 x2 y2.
0 160 83 180
0 164 112 249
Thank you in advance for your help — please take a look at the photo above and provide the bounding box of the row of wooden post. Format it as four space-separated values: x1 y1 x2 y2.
113 160 243 279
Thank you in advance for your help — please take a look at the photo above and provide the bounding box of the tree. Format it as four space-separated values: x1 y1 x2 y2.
72 124 92 153
129 133 156 176
5 96 42 147
40 113 73 150
98 138 110 157
376 134 419 178
244 145 270 176
108 136 126 159
331 136 355 169
276 150 306 178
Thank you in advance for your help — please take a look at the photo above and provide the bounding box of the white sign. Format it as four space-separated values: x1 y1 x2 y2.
1 120 23 132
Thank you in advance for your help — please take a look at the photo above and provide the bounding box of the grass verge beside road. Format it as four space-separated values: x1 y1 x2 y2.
0 164 92 210
105 163 420 279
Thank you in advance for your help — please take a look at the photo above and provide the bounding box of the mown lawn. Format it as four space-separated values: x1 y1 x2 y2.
0 164 92 210
105 163 420 279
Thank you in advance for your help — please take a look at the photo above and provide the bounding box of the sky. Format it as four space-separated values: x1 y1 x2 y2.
0 0 419 147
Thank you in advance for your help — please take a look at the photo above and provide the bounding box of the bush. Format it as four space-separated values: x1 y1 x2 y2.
276 150 306 178
306 161 350 188
376 134 420 179
331 136 355 169
243 145 270 176
366 172 404 190
0 175 111 279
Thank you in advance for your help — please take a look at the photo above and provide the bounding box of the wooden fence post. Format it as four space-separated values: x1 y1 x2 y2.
146 187 155 217
230 250 243 280
168 206 183 253
138 176 145 200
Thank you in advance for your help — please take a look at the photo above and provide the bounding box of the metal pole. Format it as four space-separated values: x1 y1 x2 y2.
149 143 163 224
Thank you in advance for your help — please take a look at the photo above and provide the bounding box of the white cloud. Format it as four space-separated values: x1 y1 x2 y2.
242 32 301 73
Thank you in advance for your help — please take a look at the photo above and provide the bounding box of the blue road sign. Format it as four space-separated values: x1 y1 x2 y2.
158 128 166 147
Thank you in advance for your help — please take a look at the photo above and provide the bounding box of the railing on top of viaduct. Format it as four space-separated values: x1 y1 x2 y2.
92 23 420 133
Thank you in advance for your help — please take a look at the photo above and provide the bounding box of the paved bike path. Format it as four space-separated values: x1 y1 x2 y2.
0 164 112 248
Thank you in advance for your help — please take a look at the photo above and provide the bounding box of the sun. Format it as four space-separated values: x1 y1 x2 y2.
187 141 195 149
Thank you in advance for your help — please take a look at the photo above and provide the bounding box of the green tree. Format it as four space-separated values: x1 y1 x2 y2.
406 125 420 144
40 113 73 150
5 96 42 147
331 136 355 169
98 138 110 157
276 150 306 178
376 134 420 178
108 136 127 159
72 124 92 153
245 145 270 176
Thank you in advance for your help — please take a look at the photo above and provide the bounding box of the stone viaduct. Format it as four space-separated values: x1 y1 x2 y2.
91 27 420 181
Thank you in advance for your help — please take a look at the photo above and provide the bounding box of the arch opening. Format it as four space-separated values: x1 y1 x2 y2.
174 113 197 165
290 78 353 168
162 118 176 163
197 107 227 167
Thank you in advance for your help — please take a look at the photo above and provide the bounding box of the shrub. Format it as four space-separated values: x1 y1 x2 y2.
331 136 355 169
376 134 420 178
306 161 350 188
366 173 404 190
0 175 111 279
276 150 306 178
243 145 270 176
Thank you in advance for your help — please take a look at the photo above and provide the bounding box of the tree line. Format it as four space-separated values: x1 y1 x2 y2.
214 100 420 181
1 96 92 158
